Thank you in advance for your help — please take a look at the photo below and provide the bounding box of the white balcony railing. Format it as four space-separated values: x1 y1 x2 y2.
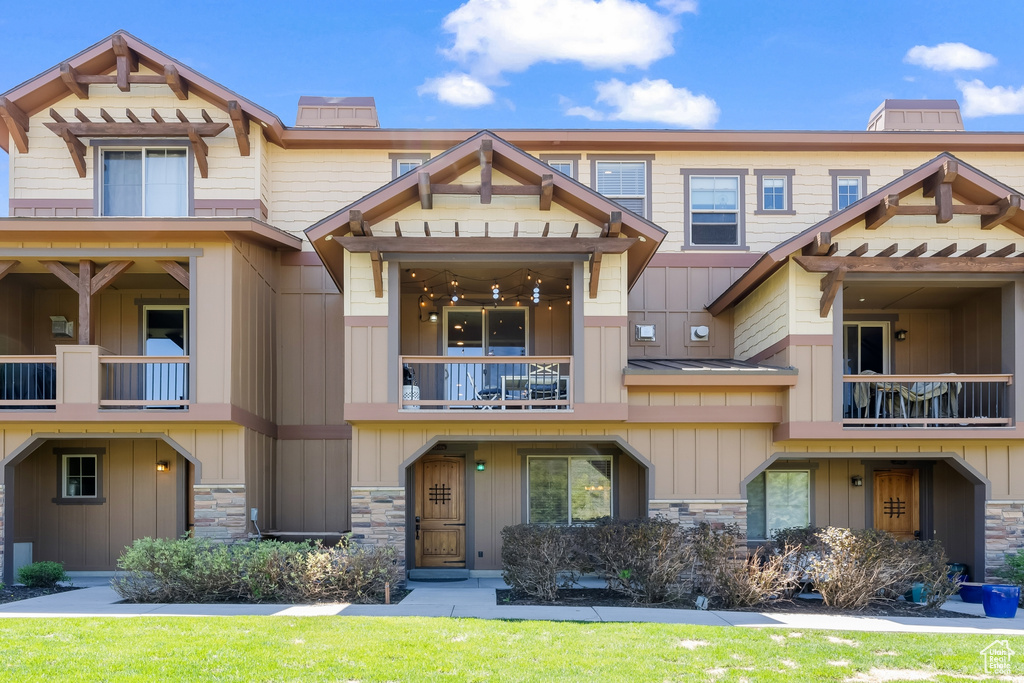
100 356 190 408
400 355 572 410
843 374 1012 427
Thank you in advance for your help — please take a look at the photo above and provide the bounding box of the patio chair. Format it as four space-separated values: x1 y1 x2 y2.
466 372 501 409
528 362 566 408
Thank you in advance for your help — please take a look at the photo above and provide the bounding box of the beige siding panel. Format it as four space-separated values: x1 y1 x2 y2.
0 279 33 354
244 429 276 531
734 264 789 360
933 460 973 567
949 289 1002 374
231 241 277 420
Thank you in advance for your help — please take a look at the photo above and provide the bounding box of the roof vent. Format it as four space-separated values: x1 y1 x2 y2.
867 99 964 131
295 96 379 128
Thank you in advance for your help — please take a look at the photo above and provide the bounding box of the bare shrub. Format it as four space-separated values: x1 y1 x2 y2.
809 527 920 609
904 539 960 608
583 518 692 603
715 545 804 608
682 522 743 597
500 525 584 601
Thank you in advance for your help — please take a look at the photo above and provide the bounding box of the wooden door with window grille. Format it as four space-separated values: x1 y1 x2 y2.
873 469 919 541
414 455 466 568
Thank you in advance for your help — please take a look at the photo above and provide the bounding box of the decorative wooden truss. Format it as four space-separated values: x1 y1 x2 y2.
43 107 229 178
417 140 555 210
334 208 632 298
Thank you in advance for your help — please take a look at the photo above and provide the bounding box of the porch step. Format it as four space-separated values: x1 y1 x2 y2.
408 568 470 581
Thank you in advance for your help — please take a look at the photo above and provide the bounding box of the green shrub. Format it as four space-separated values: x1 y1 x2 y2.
582 518 692 603
500 524 586 601
998 551 1024 606
17 561 68 589
112 536 403 604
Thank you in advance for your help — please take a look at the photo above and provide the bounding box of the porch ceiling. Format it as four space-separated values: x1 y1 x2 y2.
843 282 1001 310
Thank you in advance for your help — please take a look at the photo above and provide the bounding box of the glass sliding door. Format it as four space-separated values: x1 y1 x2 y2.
143 305 188 405
443 308 527 402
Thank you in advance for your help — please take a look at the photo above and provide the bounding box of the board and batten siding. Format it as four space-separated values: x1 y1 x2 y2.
231 239 278 422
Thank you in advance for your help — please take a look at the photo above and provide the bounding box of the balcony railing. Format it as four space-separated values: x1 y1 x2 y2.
100 356 190 409
0 356 58 409
400 356 572 410
843 374 1013 427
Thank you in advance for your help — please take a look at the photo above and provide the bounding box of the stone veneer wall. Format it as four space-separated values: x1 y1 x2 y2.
985 502 1024 580
351 487 406 561
649 500 748 536
192 485 249 541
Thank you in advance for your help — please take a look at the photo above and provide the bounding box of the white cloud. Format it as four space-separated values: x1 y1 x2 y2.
958 79 1024 117
417 73 495 107
904 43 996 71
567 78 718 128
657 0 697 14
441 0 677 76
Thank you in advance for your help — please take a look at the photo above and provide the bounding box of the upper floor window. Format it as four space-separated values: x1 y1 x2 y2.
390 153 431 179
681 168 748 248
830 170 869 213
754 169 796 215
591 156 652 218
101 147 188 217
763 177 786 210
540 154 580 180
397 159 422 176
546 160 574 176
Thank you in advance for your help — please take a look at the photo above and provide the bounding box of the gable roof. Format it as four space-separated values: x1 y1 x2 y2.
306 130 667 291
0 30 287 152
708 152 1024 315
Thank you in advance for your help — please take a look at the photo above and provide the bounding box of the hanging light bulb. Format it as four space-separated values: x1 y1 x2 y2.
492 282 500 300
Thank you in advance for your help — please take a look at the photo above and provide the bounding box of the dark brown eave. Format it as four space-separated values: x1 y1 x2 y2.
0 217 302 250
707 152 1024 315
307 130 666 293
0 30 286 153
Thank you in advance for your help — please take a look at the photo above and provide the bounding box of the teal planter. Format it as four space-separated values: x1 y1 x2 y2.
982 584 1020 618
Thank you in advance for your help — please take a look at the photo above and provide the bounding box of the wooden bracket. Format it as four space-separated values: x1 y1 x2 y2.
962 243 987 257
607 211 622 238
922 159 959 198
60 63 89 99
903 243 928 258
91 260 133 295
418 172 432 209
0 260 19 282
539 173 553 211
849 243 869 257
228 100 250 156
41 259 131 344
865 194 900 230
802 232 833 256
348 210 366 236
876 243 899 258
589 251 603 299
933 243 957 257
479 139 493 204
981 194 1021 230
111 35 138 92
164 64 188 100
819 267 846 317
187 125 209 178
158 260 190 289
370 251 384 298
988 243 1016 258
0 96 29 154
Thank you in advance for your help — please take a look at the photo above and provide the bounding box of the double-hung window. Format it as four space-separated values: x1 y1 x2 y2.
830 170 869 213
747 470 810 541
528 456 612 524
594 160 648 217
690 175 740 246
101 147 189 216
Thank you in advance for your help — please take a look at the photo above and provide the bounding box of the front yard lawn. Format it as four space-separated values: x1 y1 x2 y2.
0 617 1014 681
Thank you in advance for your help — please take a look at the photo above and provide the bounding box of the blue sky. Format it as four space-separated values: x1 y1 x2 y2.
2 0 1023 208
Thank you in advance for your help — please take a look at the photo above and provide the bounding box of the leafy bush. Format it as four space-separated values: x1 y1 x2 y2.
582 518 692 603
501 524 585 601
997 551 1024 606
17 561 68 589
112 536 403 604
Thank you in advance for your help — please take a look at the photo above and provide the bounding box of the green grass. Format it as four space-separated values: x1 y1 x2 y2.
0 617 1014 681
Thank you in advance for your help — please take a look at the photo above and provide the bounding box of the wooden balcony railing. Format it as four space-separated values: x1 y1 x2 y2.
0 356 58 409
100 356 190 408
843 374 1013 427
400 356 572 410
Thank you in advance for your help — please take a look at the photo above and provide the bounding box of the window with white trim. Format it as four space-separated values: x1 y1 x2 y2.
527 456 612 524
837 176 862 210
762 176 787 211
690 175 740 245
63 454 99 499
397 159 423 176
595 161 647 217
747 470 810 541
546 160 574 177
101 147 189 216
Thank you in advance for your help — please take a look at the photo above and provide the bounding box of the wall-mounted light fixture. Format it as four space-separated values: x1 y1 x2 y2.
894 329 908 342
475 460 486 472
428 311 439 323
851 475 864 487
50 316 74 339
156 461 170 472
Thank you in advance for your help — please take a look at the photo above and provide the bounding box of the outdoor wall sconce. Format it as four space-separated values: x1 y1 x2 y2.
50 315 74 339
894 329 908 342
851 475 864 487
428 311 439 323
156 461 170 472
475 460 486 472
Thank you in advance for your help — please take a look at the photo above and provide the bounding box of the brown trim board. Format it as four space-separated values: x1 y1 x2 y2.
629 405 783 423
344 315 390 327
278 425 352 440
584 316 628 327
281 251 326 266
649 253 762 268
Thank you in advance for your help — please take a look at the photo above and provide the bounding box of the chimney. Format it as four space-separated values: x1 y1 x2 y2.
867 99 964 131
295 96 379 128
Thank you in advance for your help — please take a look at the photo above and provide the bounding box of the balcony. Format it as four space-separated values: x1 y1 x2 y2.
843 374 1012 427
0 348 190 411
400 356 572 410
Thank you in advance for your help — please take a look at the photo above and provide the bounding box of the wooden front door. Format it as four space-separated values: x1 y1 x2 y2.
874 469 920 541
414 455 466 568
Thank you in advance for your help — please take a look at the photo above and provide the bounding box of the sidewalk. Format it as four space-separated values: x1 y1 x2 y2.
2 577 1023 635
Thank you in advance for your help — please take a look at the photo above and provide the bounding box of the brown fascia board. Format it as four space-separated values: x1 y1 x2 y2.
0 30 286 152
706 152 1024 315
0 217 302 250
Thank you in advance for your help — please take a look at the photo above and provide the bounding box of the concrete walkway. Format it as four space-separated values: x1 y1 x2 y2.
1 576 1023 635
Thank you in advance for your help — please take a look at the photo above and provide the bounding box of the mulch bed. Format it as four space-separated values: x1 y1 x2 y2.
495 588 976 618
0 585 80 605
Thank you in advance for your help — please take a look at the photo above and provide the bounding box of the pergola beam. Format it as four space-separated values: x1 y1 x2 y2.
479 139 493 204
819 266 846 317
187 126 209 178
795 255 1024 273
228 100 250 156
0 260 19 282
981 195 1021 230
336 236 636 255
865 194 899 230
370 251 384 297
589 251 602 298
0 96 29 154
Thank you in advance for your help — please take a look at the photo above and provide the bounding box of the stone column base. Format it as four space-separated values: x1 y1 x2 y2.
192 485 248 541
649 500 747 535
985 502 1024 581
351 487 406 562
